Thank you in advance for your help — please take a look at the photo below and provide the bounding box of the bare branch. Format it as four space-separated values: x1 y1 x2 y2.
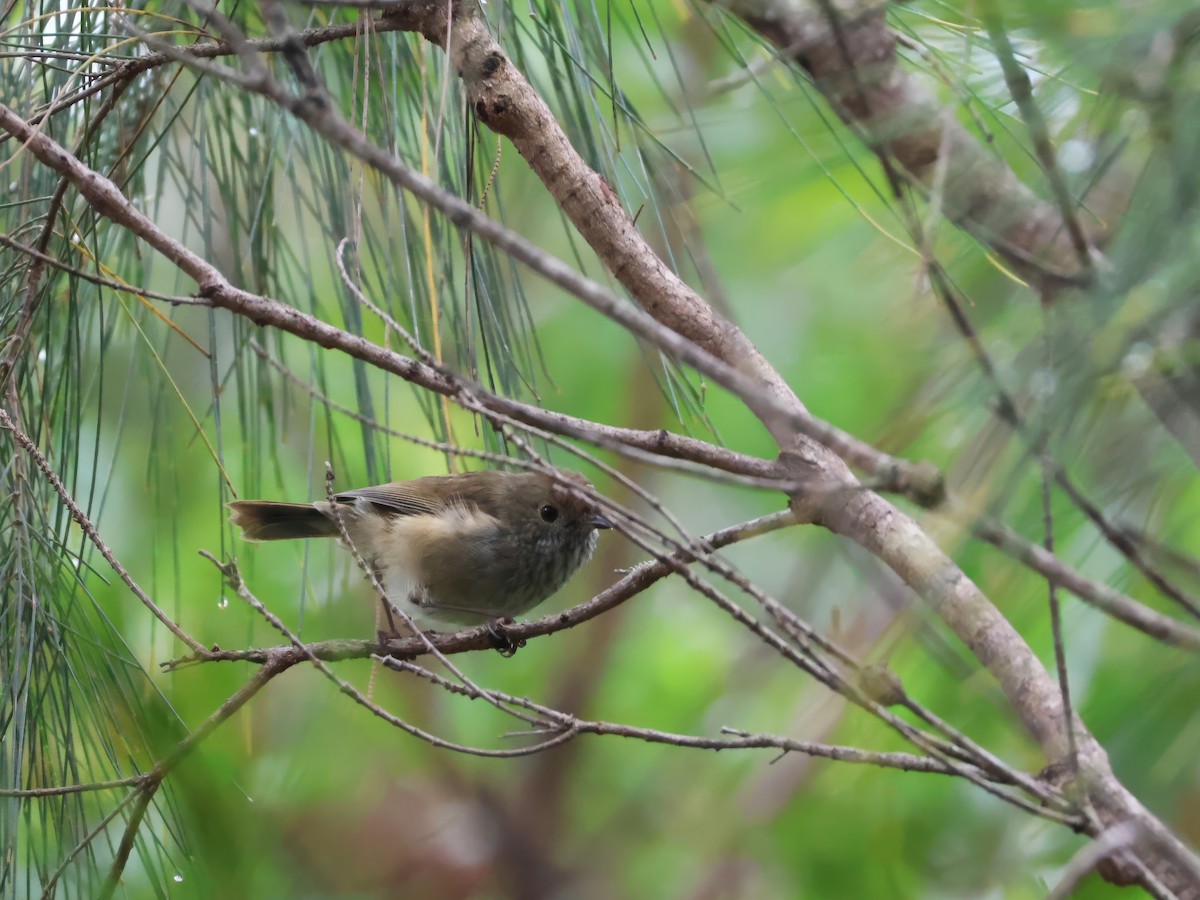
0 777 146 798
929 265 1200 620
0 232 208 307
200 551 580 756
712 0 1098 293
99 656 289 895
163 510 799 671
381 661 1079 826
0 407 208 653
375 0 943 501
972 515 1200 649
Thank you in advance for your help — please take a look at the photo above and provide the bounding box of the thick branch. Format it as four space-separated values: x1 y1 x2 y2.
383 1 803 416
822 487 1200 895
715 0 1096 293
376 0 940 501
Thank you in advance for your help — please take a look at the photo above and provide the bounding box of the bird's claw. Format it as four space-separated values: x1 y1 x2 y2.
377 629 397 647
486 617 525 658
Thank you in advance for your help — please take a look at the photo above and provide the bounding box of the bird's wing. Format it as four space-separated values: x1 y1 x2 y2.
333 483 444 517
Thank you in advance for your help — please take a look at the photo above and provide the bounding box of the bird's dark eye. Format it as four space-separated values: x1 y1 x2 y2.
540 504 559 523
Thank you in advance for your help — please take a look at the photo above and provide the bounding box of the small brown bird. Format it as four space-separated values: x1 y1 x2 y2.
228 469 612 631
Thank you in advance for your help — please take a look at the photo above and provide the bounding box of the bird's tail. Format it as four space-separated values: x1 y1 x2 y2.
227 501 340 542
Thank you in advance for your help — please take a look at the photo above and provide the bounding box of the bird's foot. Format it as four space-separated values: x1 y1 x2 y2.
377 602 418 651
486 617 526 658
377 596 405 642
377 628 399 648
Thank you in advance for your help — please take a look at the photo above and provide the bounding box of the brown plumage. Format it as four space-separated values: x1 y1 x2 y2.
228 470 612 627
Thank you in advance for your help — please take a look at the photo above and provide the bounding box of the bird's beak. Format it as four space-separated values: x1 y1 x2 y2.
587 512 614 530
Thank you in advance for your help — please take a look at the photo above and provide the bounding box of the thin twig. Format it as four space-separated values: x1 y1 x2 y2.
386 658 965 775
201 550 576 755
0 71 135 393
380 660 1078 825
1042 455 1080 782
0 232 210 307
0 407 208 653
98 656 290 896
928 265 1200 619
39 789 142 900
164 509 799 672
0 776 146 797
969 515 1200 649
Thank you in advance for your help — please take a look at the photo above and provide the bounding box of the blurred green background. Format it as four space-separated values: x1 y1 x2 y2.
3 0 1200 897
